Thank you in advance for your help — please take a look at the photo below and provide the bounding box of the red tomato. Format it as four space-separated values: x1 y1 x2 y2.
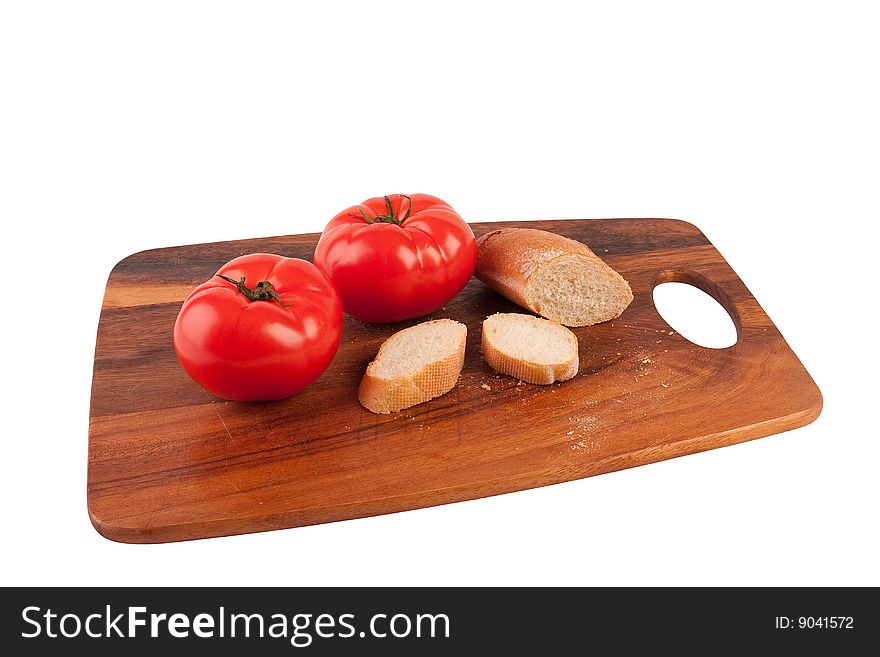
314 193 476 323
173 253 342 401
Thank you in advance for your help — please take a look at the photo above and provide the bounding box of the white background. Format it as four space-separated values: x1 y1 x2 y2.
1 1 877 586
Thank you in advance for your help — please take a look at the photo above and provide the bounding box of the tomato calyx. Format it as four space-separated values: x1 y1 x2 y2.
358 194 413 226
216 274 289 305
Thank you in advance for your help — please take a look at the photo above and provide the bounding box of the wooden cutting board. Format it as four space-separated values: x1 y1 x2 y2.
88 218 822 543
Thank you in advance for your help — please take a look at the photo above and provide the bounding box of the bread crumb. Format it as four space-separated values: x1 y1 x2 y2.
566 430 574 435
640 357 653 365
661 383 670 388
480 383 491 391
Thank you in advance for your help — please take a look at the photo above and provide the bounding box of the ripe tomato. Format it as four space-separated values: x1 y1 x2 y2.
173 253 342 401
314 193 477 323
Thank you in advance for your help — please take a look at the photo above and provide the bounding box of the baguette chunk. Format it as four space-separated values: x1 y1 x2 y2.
358 319 467 414
475 228 633 327
481 313 578 385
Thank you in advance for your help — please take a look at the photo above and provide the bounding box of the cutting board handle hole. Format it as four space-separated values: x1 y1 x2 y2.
652 276 738 349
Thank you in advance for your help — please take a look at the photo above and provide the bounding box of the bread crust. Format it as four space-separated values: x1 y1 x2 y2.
358 320 466 414
475 228 632 325
480 314 578 385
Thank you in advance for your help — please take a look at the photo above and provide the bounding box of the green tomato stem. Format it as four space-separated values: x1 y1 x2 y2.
216 274 289 305
358 194 413 225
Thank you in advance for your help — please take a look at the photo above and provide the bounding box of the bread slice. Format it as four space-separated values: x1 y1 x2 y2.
358 319 467 414
475 227 633 327
481 313 578 385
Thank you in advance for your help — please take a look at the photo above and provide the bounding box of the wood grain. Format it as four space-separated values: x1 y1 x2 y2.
87 219 822 543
